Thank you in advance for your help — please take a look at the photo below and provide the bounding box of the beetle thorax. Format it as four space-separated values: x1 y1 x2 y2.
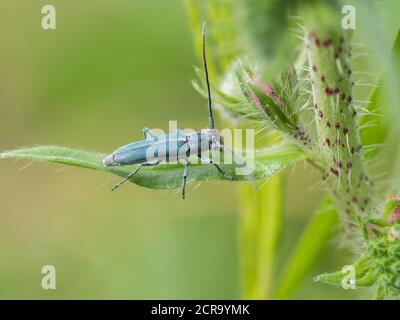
186 129 221 153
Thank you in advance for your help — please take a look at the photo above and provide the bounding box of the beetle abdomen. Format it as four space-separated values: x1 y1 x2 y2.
103 132 189 166
105 140 153 166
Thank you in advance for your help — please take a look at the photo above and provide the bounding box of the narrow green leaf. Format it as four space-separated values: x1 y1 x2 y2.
184 0 242 77
239 183 260 298
239 173 283 299
255 173 283 298
274 198 338 299
360 31 400 158
1 144 306 190
315 256 377 288
314 270 343 287
359 84 387 159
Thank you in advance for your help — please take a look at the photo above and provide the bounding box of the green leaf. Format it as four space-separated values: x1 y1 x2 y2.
274 197 338 299
185 0 242 77
360 31 400 158
239 183 260 298
239 174 283 299
0 144 306 190
239 0 304 79
255 173 283 298
315 255 377 288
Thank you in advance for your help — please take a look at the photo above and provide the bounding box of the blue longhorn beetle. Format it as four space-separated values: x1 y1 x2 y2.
103 23 232 198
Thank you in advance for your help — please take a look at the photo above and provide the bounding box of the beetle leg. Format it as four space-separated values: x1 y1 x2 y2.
111 161 159 191
181 161 191 199
199 156 233 180
212 163 233 180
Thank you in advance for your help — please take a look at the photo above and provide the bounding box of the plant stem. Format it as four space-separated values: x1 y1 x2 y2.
239 173 283 299
306 28 374 235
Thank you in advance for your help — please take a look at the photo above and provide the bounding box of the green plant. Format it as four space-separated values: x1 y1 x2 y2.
187 0 400 299
1 0 400 299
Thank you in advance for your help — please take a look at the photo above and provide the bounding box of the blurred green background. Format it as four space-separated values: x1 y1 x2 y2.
1 0 394 299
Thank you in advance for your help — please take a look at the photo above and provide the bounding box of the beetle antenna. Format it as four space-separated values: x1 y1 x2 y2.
202 22 214 129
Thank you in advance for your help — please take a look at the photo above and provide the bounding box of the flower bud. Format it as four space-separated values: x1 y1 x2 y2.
384 194 400 224
236 65 298 133
389 205 400 224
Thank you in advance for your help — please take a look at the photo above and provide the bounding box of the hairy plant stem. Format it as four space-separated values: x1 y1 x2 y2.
306 29 374 237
